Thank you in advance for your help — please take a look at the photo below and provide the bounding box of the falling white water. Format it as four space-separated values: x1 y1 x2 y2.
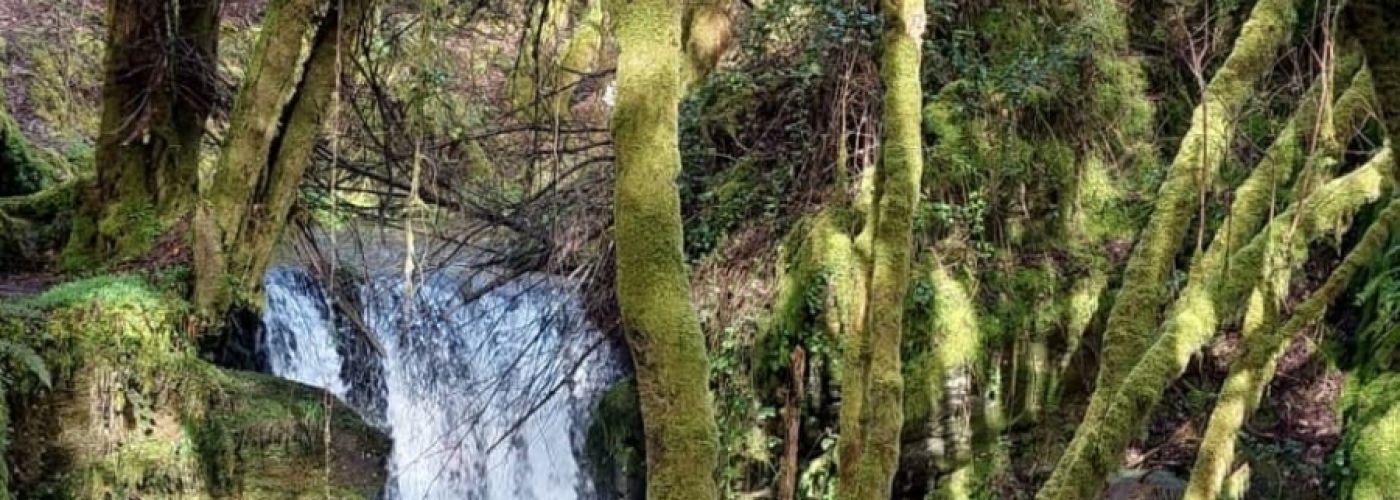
262 266 621 500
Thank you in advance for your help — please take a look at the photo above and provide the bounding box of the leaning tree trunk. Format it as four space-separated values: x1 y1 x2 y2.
609 0 721 497
64 0 221 265
836 0 924 495
1038 0 1298 496
1184 62 1376 500
194 0 369 335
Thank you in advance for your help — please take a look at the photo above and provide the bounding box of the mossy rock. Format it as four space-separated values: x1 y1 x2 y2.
1 274 389 498
0 178 85 273
0 100 58 197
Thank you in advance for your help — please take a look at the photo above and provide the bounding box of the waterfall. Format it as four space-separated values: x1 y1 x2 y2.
262 266 622 499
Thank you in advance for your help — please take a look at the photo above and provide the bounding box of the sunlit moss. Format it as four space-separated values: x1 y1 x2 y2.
1182 67 1375 499
1339 371 1400 499
1041 0 1303 494
609 0 721 495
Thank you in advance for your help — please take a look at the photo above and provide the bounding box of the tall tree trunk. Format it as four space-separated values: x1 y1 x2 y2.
609 0 720 497
64 0 221 266
836 0 924 495
194 0 369 330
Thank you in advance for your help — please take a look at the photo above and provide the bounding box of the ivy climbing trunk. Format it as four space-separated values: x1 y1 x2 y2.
65 0 221 265
608 0 720 497
1038 0 1298 496
194 0 370 332
836 0 924 495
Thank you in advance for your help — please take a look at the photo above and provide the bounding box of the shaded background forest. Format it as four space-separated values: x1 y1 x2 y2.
0 0 1398 498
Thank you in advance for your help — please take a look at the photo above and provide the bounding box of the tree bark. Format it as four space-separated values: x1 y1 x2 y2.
836 0 924 495
778 347 806 500
609 0 721 496
195 0 370 325
64 0 221 265
1348 0 1400 141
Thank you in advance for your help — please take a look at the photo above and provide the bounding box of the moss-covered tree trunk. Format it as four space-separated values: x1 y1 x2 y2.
64 0 221 266
1038 0 1298 496
836 0 924 495
608 0 720 497
194 0 369 329
1183 64 1375 500
681 0 732 87
1348 0 1400 140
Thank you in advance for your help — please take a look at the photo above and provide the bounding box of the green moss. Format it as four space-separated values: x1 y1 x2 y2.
1048 146 1392 500
609 0 721 495
1040 0 1307 493
1191 197 1400 500
0 98 55 196
836 0 924 493
761 209 861 392
1181 68 1377 499
0 274 389 498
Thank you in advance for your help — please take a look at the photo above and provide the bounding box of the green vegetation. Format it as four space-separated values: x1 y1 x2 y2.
0 274 388 498
3 0 1400 497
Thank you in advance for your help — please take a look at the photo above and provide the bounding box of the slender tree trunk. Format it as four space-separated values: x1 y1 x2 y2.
837 0 924 494
194 0 370 327
778 347 806 500
609 0 720 496
65 0 221 265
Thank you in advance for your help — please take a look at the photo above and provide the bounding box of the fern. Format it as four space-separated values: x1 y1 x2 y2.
0 338 50 389
1355 237 1400 374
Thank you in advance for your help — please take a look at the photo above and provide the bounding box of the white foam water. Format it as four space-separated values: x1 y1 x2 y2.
262 266 620 499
